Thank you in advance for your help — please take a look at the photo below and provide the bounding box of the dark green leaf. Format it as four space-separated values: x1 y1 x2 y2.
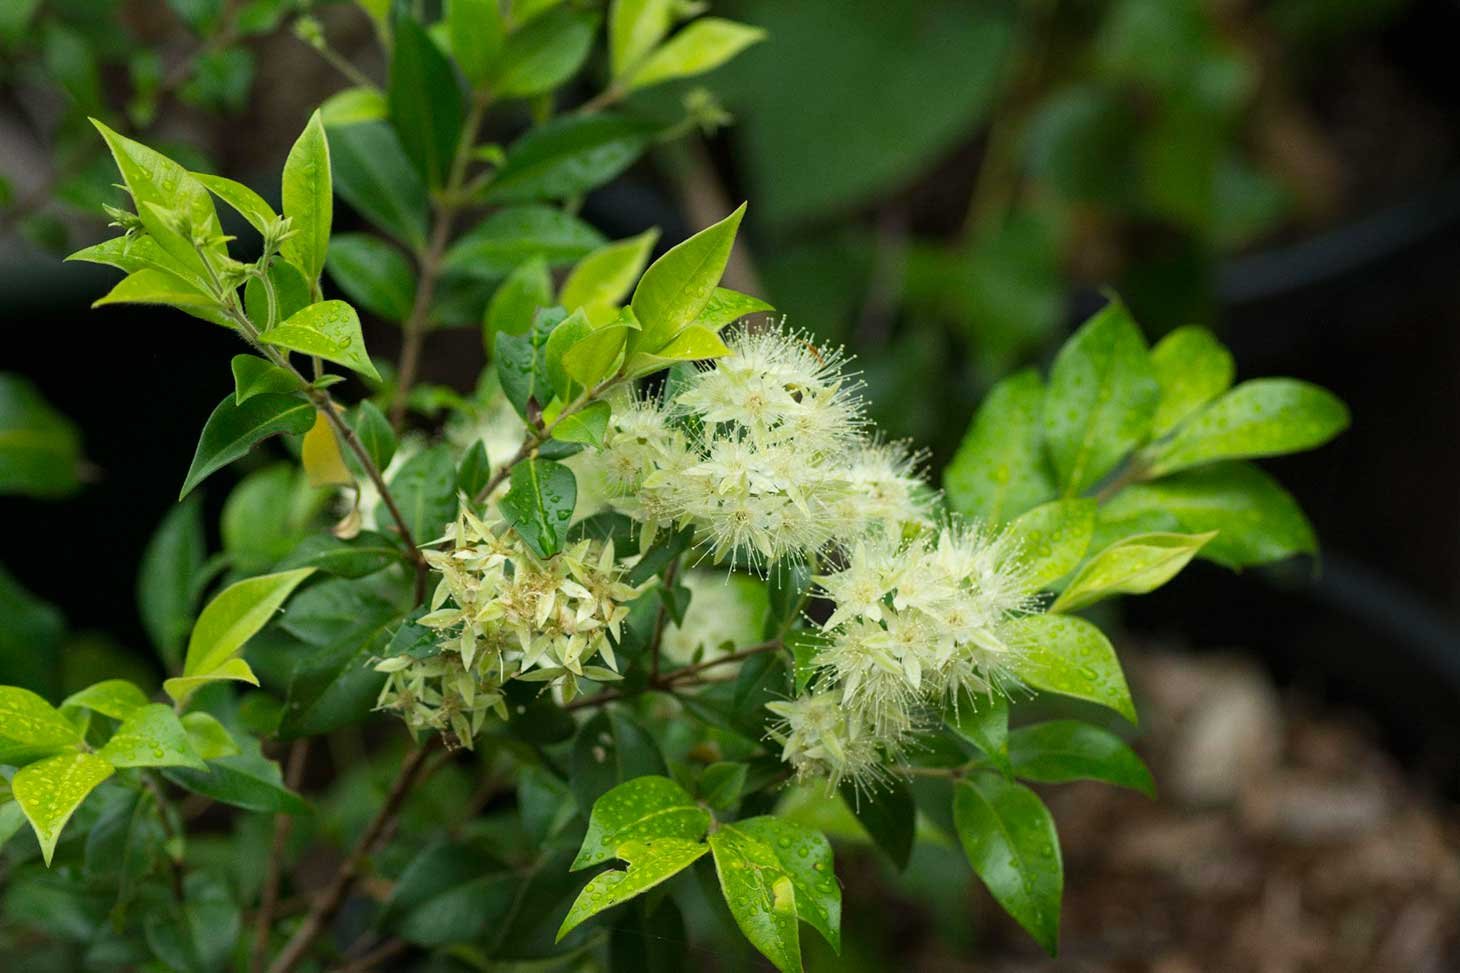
485 113 656 203
389 16 465 189
496 307 560 419
0 374 84 498
137 495 206 669
457 440 492 496
352 400 397 472
449 0 503 85
838 777 914 870
328 121 429 250
734 815 841 953
947 691 1010 773
326 233 417 321
499 458 576 558
708 825 802 972
445 206 606 279
178 392 314 499
570 709 667 812
1007 720 1154 796
275 530 403 578
944 369 1054 524
485 256 552 346
379 443 458 542
163 734 307 814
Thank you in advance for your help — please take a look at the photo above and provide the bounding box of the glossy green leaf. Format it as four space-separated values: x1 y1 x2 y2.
561 311 638 387
326 233 417 321
838 778 914 870
193 171 278 236
178 392 314 499
328 121 429 250
734 816 841 953
543 307 593 398
558 837 708 940
625 324 730 377
559 230 658 323
163 735 307 814
319 85 388 127
277 530 403 579
1007 721 1154 796
946 691 1010 773
1051 531 1215 612
61 680 149 721
98 703 206 770
629 203 745 355
137 497 206 670
572 775 709 870
696 286 775 331
625 17 766 90
245 259 312 331
444 206 606 279
280 109 332 285
261 300 381 381
944 369 1054 524
1043 300 1159 495
1004 614 1136 724
609 0 673 78
499 457 576 558
571 708 668 812
230 355 296 404
390 17 464 189
554 401 611 447
0 686 82 765
953 773 1062 954
496 8 598 97
352 400 397 472
485 256 552 346
485 114 655 204
0 374 84 498
379 443 457 541
1100 461 1315 568
14 752 114 866
448 0 503 85
708 826 803 973
1148 378 1350 476
496 308 559 418
1006 499 1095 592
1149 325 1234 436
455 440 491 497
180 712 237 760
92 268 232 327
66 233 176 275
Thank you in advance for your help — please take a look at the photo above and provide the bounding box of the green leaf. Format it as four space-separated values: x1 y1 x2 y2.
0 686 82 765
696 286 775 331
496 8 598 97
629 203 745 355
230 355 297 404
448 0 503 86
571 708 667 812
560 230 659 323
193 171 278 236
609 0 673 78
137 495 207 669
457 440 492 496
0 374 84 498
625 18 766 91
445 206 606 279
180 712 237 760
838 778 914 870
1051 531 1215 613
734 816 841 953
1004 614 1136 724
953 774 1062 955
1007 721 1154 796
699 761 748 811
1043 299 1159 495
1147 378 1349 476
221 464 330 573
561 310 639 387
386 845 518 947
325 233 416 323
93 268 232 327
276 530 404 579
320 85 388 127
261 300 382 382
554 401 611 447
98 703 206 770
1006 499 1095 592
496 308 559 418
1149 325 1234 436
166 568 315 706
327 121 429 250
572 775 710 870
484 113 655 204
14 752 115 866
558 837 708 941
178 392 314 499
624 324 730 377
389 17 464 189
352 400 397 472
245 259 312 331
708 826 803 973
543 307 593 398
66 233 176 275
944 369 1054 524
499 457 576 558
61 680 150 721
1101 461 1317 569
485 256 552 346
946 691 1010 773
163 735 306 814
379 443 457 541
280 109 332 285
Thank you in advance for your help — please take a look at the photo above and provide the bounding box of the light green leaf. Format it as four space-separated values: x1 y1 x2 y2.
93 268 233 327
944 369 1055 524
625 18 766 91
179 392 315 499
448 0 503 86
162 658 261 706
709 826 803 973
734 816 841 954
1004 614 1136 724
1149 325 1233 435
66 233 175 275
1007 721 1154 797
496 8 598 97
572 775 710 870
1043 299 1159 496
389 17 464 189
557 837 708 940
245 259 312 331
499 458 576 558
485 256 552 346
14 751 114 866
946 690 1010 773
193 171 279 236
328 121 429 250
554 401 612 446
560 230 659 324
180 712 238 760
261 300 381 381
280 110 332 285
484 113 655 204
629 203 745 355
625 324 730 377
60 680 149 721
696 286 775 331
0 374 84 499
1147 378 1349 476
1051 531 1215 613
609 0 673 78
320 85 388 127
953 774 1062 955
561 309 639 387
98 703 206 770
326 233 417 322
1006 499 1095 592
1100 461 1317 569
0 686 82 765
230 355 298 404
444 206 606 279
544 307 593 398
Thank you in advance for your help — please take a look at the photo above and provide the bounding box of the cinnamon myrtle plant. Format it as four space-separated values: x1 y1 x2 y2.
0 3 1350 971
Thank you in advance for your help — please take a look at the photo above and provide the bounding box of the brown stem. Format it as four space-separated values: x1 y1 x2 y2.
143 774 186 901
565 639 783 712
1092 455 1151 505
332 937 408 973
251 740 309 973
267 742 437 973
661 640 781 685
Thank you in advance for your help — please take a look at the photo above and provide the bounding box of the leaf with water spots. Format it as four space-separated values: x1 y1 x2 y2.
0 686 83 765
944 369 1055 524
60 679 149 720
953 772 1063 955
1050 531 1215 613
178 392 315 499
572 775 709 870
1006 499 1094 592
709 824 803 973
946 690 1011 774
99 703 207 770
629 204 745 356
557 837 708 941
733 816 841 954
499 457 576 559
1149 325 1233 436
1007 721 1154 797
280 109 332 283
1004 614 1136 724
14 751 115 865
261 301 381 383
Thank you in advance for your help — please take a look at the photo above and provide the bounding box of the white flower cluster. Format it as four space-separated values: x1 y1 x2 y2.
374 506 642 744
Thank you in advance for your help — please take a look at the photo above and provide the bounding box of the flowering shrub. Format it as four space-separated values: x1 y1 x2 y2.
0 3 1351 971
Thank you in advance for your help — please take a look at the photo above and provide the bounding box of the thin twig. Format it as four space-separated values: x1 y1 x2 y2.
143 774 186 901
331 936 408 973
565 639 783 712
661 640 781 685
648 557 680 684
251 740 309 973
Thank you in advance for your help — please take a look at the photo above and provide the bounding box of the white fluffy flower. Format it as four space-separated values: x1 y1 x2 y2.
765 691 893 794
